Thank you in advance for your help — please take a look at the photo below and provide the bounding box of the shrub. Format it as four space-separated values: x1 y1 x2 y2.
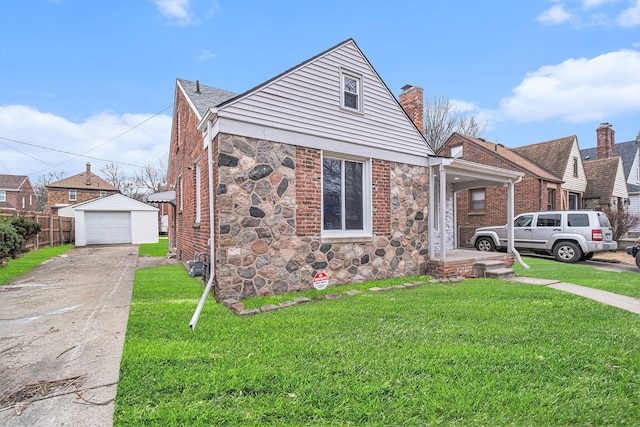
10 216 42 243
0 223 24 262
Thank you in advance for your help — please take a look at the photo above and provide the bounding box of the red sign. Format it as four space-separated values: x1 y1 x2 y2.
313 272 329 290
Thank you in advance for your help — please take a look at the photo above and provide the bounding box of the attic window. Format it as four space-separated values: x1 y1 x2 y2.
341 70 363 112
450 145 463 158
69 190 77 202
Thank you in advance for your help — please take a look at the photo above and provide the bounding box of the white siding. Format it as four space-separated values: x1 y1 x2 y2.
561 139 588 193
630 194 640 232
131 210 159 244
612 160 629 198
216 40 433 163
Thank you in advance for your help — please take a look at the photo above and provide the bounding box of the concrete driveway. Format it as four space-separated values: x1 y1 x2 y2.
0 245 170 427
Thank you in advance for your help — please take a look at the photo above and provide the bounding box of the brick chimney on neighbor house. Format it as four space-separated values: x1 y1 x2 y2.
85 162 92 186
596 122 615 159
399 84 424 134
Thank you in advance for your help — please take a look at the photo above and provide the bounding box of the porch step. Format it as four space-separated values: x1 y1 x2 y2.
484 267 515 279
473 260 514 279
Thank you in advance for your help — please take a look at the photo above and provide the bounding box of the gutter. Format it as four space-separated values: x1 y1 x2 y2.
189 118 217 331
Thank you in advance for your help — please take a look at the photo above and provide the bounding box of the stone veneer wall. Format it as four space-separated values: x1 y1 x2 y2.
214 134 431 301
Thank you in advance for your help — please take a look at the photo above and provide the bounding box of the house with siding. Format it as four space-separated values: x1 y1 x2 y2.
0 174 37 212
581 123 639 231
46 163 119 214
166 39 522 301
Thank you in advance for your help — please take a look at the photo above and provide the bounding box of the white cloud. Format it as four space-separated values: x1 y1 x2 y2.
581 0 619 10
0 105 171 180
196 49 219 61
537 4 573 24
500 49 640 123
618 0 640 27
153 0 219 26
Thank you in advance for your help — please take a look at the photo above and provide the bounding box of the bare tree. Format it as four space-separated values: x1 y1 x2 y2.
603 207 640 243
100 162 147 200
33 171 66 212
134 154 168 195
424 95 486 152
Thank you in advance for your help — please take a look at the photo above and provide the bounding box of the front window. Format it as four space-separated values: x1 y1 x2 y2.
0 190 5 202
469 188 485 211
322 155 370 237
69 190 77 201
341 70 362 112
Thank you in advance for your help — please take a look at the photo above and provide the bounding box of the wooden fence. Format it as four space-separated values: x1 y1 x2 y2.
1 212 75 249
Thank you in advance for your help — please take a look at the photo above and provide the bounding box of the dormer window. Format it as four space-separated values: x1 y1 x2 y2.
341 70 362 112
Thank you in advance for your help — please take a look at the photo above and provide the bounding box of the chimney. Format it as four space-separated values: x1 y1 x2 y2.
399 85 424 134
86 162 92 186
596 122 615 159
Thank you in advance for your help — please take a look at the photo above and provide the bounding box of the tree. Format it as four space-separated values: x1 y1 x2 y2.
603 207 640 243
33 171 66 212
134 155 168 195
423 95 486 152
101 156 168 202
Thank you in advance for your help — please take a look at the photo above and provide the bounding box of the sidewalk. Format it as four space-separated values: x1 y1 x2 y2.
509 276 640 314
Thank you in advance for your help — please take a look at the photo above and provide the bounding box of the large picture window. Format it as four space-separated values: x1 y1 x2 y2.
322 155 370 237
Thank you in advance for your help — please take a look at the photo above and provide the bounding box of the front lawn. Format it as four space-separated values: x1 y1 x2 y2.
513 256 640 299
114 264 640 426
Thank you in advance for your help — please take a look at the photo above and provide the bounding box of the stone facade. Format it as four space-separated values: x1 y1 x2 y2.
213 134 432 301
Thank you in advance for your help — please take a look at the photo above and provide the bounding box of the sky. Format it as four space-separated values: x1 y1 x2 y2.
1 0 640 184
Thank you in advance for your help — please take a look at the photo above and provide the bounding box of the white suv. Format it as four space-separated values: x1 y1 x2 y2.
470 210 617 263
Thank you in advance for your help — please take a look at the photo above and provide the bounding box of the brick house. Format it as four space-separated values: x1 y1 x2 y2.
0 174 37 212
167 39 522 301
46 163 119 214
581 123 635 221
438 133 562 247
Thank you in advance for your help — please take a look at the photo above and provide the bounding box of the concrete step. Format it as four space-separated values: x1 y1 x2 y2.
484 267 515 279
474 260 506 270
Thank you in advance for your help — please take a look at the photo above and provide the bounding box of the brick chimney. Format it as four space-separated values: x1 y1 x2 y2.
399 84 424 134
596 122 615 159
85 162 92 186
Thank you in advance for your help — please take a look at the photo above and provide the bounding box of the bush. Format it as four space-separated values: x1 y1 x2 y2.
10 216 41 243
0 223 24 261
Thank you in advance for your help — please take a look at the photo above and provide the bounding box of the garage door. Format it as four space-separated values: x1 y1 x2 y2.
85 211 132 244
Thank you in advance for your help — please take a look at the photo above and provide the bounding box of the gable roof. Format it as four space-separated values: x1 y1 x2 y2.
449 133 561 182
0 174 30 191
47 171 118 191
581 139 640 194
176 79 237 119
73 193 158 211
582 157 623 201
512 135 577 179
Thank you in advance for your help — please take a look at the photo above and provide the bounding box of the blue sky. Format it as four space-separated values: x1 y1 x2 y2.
1 0 639 182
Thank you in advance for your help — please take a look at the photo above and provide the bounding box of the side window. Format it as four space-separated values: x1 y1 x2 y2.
567 214 589 227
469 188 486 211
450 145 463 158
537 214 561 227
69 190 77 201
514 215 533 227
340 69 363 112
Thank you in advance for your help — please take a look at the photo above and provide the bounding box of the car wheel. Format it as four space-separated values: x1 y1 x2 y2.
580 252 594 261
553 241 582 263
475 237 495 252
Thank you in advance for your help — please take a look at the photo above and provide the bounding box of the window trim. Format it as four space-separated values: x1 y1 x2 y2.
340 68 363 113
321 152 371 240
69 190 77 202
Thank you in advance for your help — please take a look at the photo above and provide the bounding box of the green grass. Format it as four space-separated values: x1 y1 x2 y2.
513 256 640 299
0 244 73 285
114 265 640 426
138 236 169 257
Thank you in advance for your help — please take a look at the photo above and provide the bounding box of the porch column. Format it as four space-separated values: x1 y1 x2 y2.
428 163 435 260
507 180 514 254
439 164 446 262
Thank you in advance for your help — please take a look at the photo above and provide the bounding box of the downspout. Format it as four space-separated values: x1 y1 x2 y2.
507 178 529 270
189 119 216 331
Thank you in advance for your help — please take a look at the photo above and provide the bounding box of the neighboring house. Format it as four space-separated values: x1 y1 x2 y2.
512 135 588 210
46 163 119 214
74 193 159 246
438 133 562 247
0 174 37 212
581 123 639 231
167 39 521 300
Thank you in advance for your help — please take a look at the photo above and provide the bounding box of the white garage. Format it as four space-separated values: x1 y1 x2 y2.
74 194 159 246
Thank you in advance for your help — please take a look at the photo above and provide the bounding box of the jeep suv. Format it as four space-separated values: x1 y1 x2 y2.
470 210 617 263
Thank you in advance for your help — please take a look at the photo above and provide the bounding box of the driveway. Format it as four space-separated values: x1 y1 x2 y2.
0 245 171 427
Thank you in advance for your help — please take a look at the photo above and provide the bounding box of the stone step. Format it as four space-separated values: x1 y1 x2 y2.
474 260 506 270
484 267 515 279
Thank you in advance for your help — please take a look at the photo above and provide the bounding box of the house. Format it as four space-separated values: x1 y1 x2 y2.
166 39 522 301
438 133 562 247
73 193 159 246
581 123 639 231
0 174 37 212
46 163 119 214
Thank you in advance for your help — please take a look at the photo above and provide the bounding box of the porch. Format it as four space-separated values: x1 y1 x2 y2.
426 248 515 279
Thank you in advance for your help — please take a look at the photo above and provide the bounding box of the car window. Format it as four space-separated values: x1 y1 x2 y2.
567 214 589 227
536 214 561 227
514 215 533 227
597 213 612 228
